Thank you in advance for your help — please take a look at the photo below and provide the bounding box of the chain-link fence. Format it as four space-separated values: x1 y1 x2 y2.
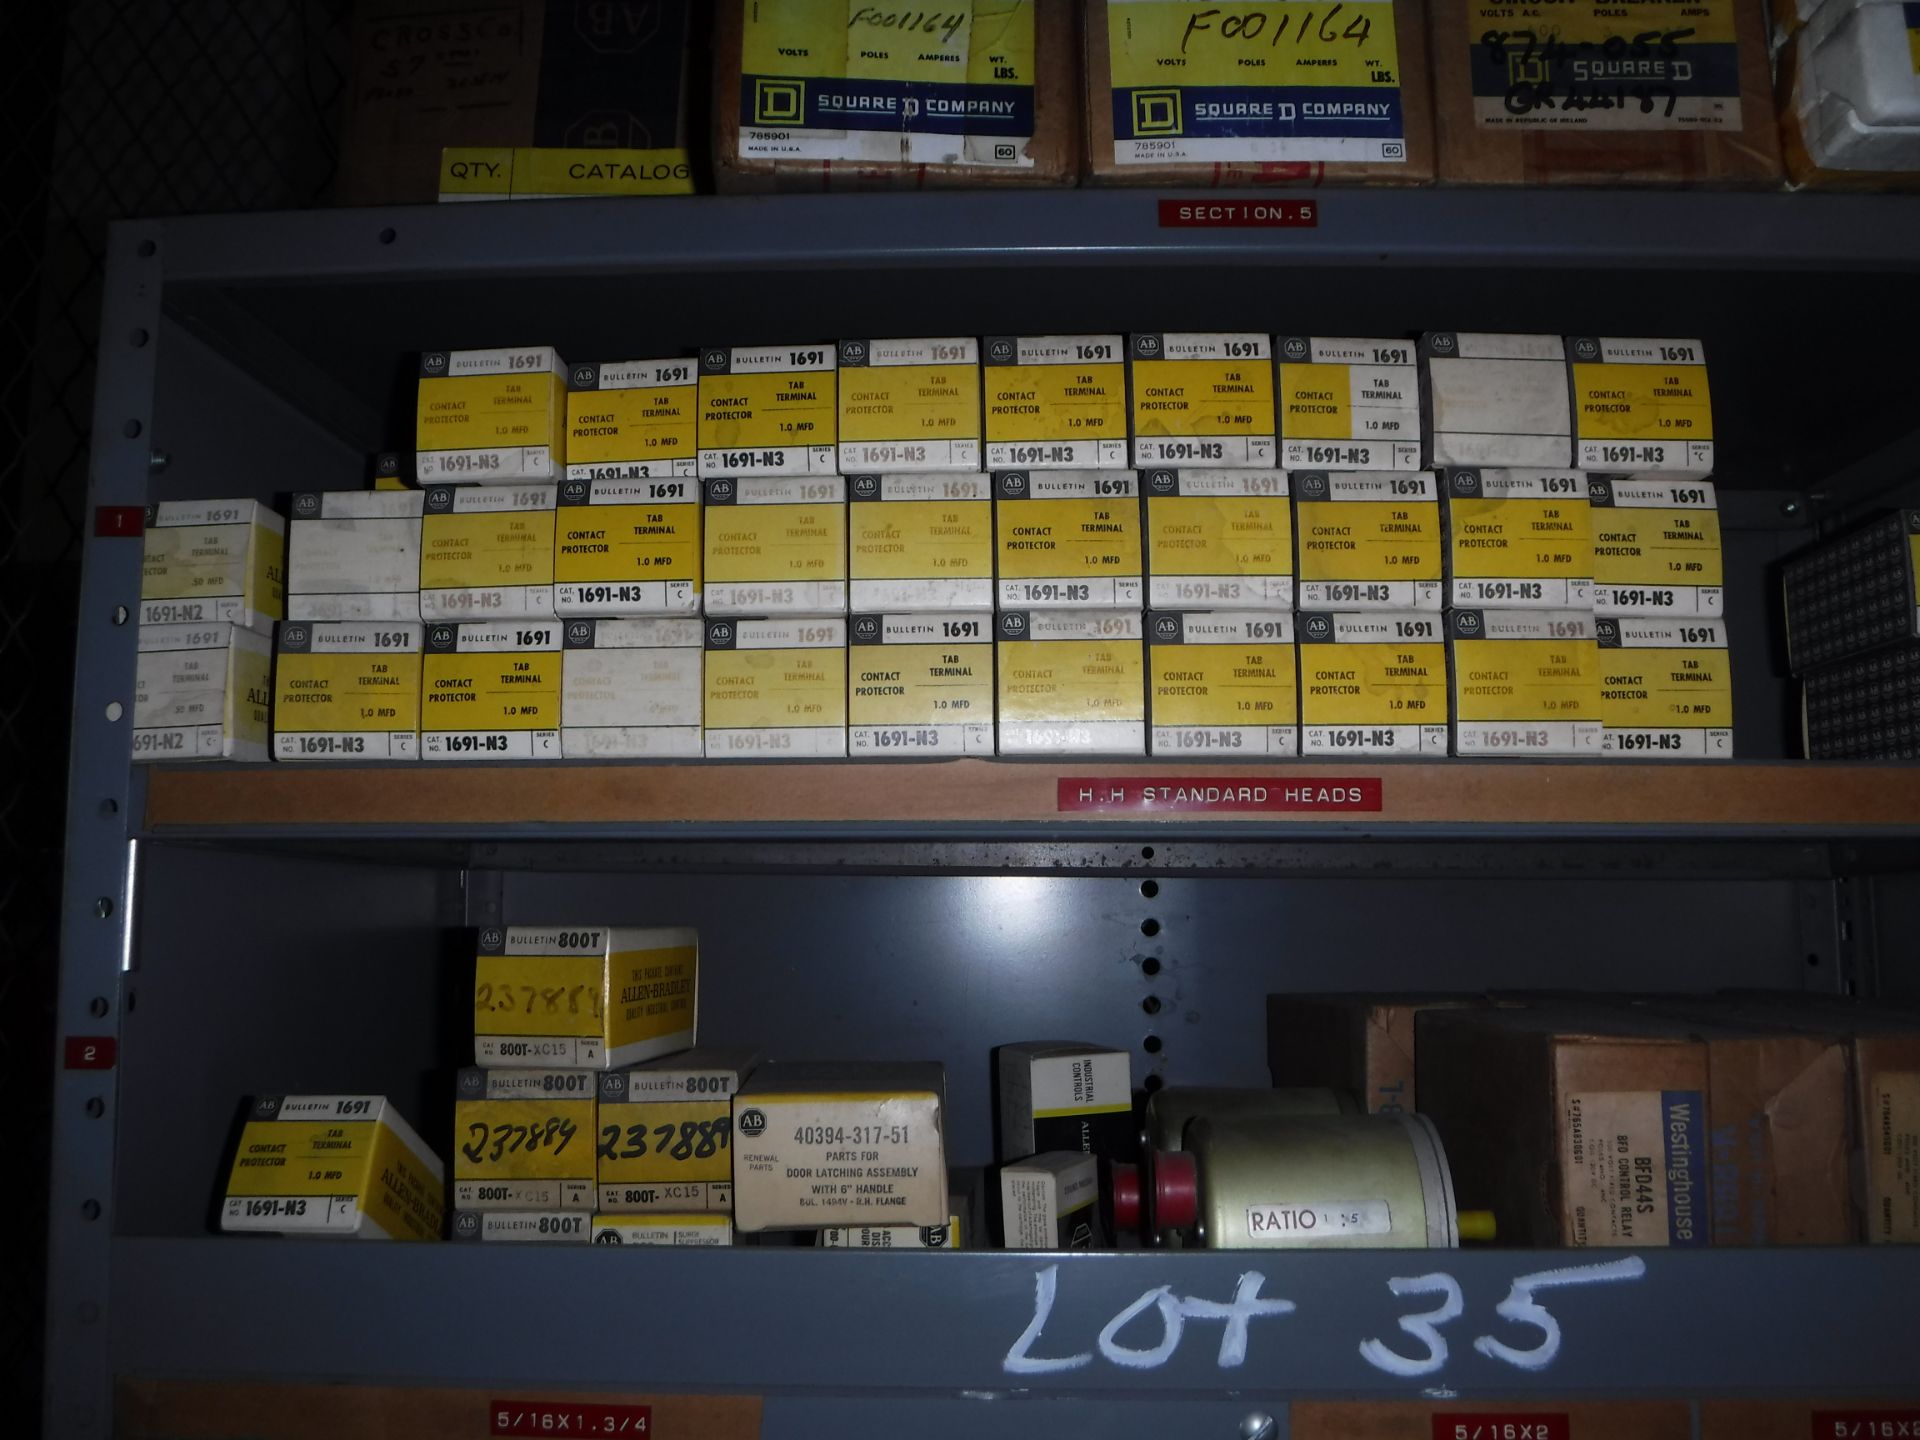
1 1 350 1408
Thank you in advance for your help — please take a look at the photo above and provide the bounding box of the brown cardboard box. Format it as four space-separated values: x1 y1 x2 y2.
1266 995 1478 1114
335 0 698 206
1428 0 1783 186
1084 0 1435 186
1293 1401 1693 1440
1417 1005 1711 1247
713 1 1079 192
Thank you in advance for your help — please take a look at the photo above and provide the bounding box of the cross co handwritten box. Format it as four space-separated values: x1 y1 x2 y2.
473 924 698 1070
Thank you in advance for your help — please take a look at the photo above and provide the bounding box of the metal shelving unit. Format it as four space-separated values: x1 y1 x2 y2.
54 192 1920 1439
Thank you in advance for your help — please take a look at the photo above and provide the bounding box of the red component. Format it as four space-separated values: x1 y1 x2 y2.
491 1401 651 1436
1811 1414 1920 1438
1431 1416 1569 1440
1110 1162 1141 1232
1057 778 1382 814
94 506 145 538
64 1036 117 1070
1152 1149 1199 1233
1158 199 1317 229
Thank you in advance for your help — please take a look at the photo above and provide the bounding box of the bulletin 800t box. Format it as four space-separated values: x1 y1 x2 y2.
473 924 698 1070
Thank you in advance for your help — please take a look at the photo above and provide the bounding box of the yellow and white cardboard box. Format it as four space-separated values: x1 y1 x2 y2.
836 336 982 473
285 490 422 622
732 1061 948 1232
140 499 285 631
1148 610 1299 758
982 333 1130 471
1589 477 1724 618
590 1213 733 1245
418 484 557 621
996 609 1146 756
848 611 995 757
1448 609 1602 757
451 1209 589 1243
848 472 994 612
1143 468 1292 609
1595 615 1733 759
133 621 271 763
1275 335 1422 472
559 617 703 759
554 476 701 617
1442 467 1594 609
1296 610 1450 756
703 616 848 758
596 1048 759 1213
222 1094 443 1240
819 1215 962 1248
453 1066 597 1211
995 469 1143 609
1129 332 1277 469
414 346 568 483
564 357 698 481
1568 337 1713 475
420 620 561 761
702 474 848 616
1293 470 1444 612
1421 332 1573 469
697 342 838 477
473 923 698 1070
273 620 421 761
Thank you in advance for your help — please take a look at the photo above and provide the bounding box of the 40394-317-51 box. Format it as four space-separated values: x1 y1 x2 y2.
473 925 698 1071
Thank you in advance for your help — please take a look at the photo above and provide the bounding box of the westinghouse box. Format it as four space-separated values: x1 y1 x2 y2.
731 1062 948 1232
560 617 703 759
414 346 567 484
596 1049 759 1214
141 499 285 632
848 472 994 612
452 1067 596 1211
1143 469 1293 609
703 616 849 759
982 334 1130 471
134 621 272 763
1447 609 1601 758
1296 610 1449 756
1147 610 1299 758
1596 616 1734 760
1418 1006 1711 1248
996 609 1146 756
285 490 421 622
473 925 698 1070
221 1094 442 1240
554 476 701 617
273 620 422 762
848 612 995 758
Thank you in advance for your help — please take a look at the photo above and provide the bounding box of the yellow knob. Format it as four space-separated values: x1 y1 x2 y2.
1457 1210 1498 1243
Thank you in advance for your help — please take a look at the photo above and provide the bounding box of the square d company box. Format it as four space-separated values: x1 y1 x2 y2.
1267 995 1481 1115
997 1041 1135 1165
999 1151 1104 1250
221 1094 443 1240
452 1066 597 1211
420 620 562 761
996 609 1147 756
1427 0 1783 187
133 622 272 764
140 499 285 632
272 620 422 762
1421 332 1572 468
285 489 422 622
414 347 568 484
336 0 696 206
1417 1006 1712 1247
1147 610 1299 758
848 612 995 757
703 616 849 758
595 1048 760 1214
473 924 698 1070
731 1062 949 1232
559 616 704 759
982 334 1131 471
1276 336 1423 472
1085 0 1435 187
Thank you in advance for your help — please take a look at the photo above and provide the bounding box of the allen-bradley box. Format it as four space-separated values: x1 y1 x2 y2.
221 1094 442 1240
273 620 422 761
848 612 995 757
1596 616 1733 760
1421 333 1573 469
473 924 698 1070
285 490 421 622
1275 336 1422 472
1590 477 1724 619
982 334 1130 471
595 1048 759 1213
133 621 271 763
415 346 568 484
1147 611 1299 757
420 621 561 761
453 1066 596 1211
697 342 838 476
1293 471 1443 612
848 472 994 612
704 616 848 758
836 336 982 473
702 475 849 617
553 476 701 617
996 609 1146 756
418 484 557 621
1442 468 1593 610
564 357 697 481
559 617 703 759
1143 469 1293 609
995 469 1143 610
1448 609 1602 757
1296 611 1449 756
1129 332 1277 469
141 499 285 632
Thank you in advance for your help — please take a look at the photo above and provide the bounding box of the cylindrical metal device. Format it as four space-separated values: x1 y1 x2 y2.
1161 1112 1462 1250
1142 1086 1362 1153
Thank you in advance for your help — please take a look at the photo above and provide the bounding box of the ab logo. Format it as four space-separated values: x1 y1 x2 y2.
737 1108 767 1137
